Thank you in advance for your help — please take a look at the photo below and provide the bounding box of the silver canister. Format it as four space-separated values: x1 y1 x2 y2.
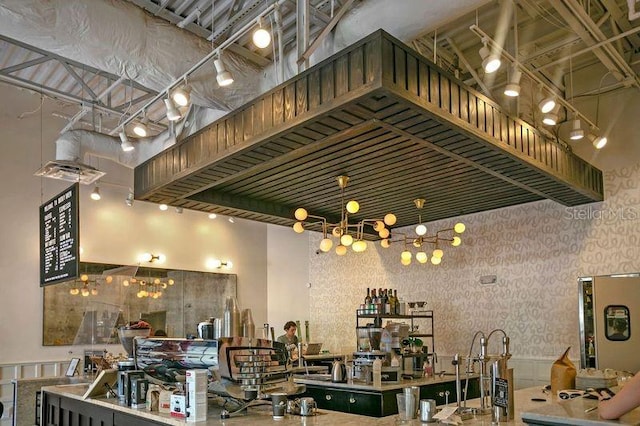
299 397 317 416
223 297 241 337
420 399 437 422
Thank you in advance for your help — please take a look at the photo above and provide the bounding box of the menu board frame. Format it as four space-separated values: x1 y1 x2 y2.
40 183 80 286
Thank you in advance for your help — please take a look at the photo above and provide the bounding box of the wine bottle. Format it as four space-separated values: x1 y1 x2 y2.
388 288 396 315
393 289 399 314
371 288 378 313
383 289 390 315
378 288 385 314
364 287 372 305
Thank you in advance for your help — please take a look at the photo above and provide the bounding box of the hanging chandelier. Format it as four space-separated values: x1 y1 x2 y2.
292 175 397 255
387 199 466 266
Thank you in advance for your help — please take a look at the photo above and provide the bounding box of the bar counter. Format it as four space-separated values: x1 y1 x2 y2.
41 383 640 425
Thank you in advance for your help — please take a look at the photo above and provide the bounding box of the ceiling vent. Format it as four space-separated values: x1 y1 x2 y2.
34 160 106 185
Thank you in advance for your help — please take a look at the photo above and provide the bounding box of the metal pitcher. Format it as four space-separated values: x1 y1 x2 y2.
331 359 346 383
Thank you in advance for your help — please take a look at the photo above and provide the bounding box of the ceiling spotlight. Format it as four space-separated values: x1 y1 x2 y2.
569 118 585 140
132 118 149 137
252 18 271 48
591 134 608 149
208 213 217 219
164 98 182 121
214 58 234 87
119 131 134 152
479 41 501 74
159 204 168 211
172 86 191 107
90 185 101 201
503 66 522 97
538 96 556 113
542 106 560 126
125 191 134 207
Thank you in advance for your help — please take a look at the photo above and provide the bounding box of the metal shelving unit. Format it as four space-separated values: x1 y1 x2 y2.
355 310 434 355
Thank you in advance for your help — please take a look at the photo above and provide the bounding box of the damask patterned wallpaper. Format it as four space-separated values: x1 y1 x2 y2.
308 163 640 361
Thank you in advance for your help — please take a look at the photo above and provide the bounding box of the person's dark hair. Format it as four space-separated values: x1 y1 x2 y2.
153 329 167 336
614 319 628 332
284 321 296 331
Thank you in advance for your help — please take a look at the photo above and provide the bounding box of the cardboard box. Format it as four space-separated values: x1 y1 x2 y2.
187 402 207 423
159 389 176 413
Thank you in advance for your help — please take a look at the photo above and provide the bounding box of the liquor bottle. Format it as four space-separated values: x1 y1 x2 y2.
388 288 396 315
394 289 400 314
383 290 390 315
364 288 372 305
378 288 385 314
371 289 378 313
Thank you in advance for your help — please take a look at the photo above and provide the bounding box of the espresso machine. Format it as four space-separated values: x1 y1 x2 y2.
353 325 401 383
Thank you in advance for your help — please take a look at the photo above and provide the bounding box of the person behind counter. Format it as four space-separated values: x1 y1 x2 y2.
277 321 299 346
598 371 640 419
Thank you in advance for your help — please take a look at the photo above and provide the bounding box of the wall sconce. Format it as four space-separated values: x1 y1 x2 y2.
293 175 396 255
139 253 166 263
207 258 233 270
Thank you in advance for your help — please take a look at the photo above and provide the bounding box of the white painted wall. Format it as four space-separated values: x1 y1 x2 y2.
0 84 299 364
266 225 310 340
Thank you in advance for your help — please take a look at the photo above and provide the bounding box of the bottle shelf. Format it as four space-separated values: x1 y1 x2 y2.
356 310 433 319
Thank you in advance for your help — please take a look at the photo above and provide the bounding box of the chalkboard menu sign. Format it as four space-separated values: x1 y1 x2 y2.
40 183 80 286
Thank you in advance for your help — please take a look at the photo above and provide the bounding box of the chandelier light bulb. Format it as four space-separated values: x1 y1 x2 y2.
123 280 129 287
380 238 390 248
416 251 428 263
352 240 367 252
401 257 411 266
433 248 444 259
340 234 353 247
335 245 347 256
413 238 422 248
81 274 89 282
293 222 305 233
384 213 397 226
431 256 442 265
454 223 466 233
91 288 98 296
319 238 333 252
252 27 271 48
401 250 412 261
332 226 342 238
416 224 427 236
373 220 385 232
70 288 79 295
294 208 308 221
346 200 360 214
452 236 462 246
378 228 390 239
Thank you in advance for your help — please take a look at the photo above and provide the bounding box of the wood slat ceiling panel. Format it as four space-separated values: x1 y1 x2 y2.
135 30 603 234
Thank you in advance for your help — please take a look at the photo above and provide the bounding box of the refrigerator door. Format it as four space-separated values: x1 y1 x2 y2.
592 275 640 373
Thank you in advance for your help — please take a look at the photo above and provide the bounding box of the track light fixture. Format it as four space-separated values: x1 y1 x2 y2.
164 98 182 121
590 134 608 149
538 95 556 114
479 40 501 74
119 131 134 152
252 17 271 48
569 118 585 140
542 105 561 126
90 185 101 201
214 57 234 87
172 85 191 107
132 118 148 137
503 65 522 97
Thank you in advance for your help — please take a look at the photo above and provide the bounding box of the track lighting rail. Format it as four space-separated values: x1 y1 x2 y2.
110 0 287 137
469 24 598 132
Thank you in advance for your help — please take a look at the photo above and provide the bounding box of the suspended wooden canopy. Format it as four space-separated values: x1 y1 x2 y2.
134 30 603 233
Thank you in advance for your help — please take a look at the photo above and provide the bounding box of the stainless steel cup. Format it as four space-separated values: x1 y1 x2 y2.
420 399 437 422
271 392 288 418
300 397 317 416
